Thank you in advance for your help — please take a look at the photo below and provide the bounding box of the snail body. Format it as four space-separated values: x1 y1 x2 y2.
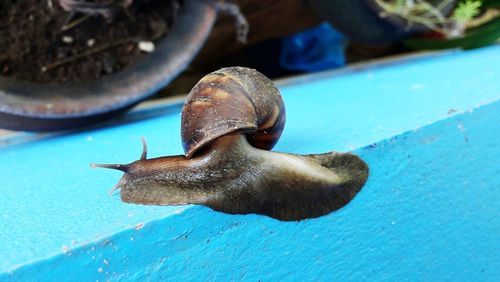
93 67 368 221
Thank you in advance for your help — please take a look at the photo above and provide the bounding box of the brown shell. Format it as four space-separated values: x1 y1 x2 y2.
181 67 286 158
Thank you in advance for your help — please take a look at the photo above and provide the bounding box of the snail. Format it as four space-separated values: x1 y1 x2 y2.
92 67 369 221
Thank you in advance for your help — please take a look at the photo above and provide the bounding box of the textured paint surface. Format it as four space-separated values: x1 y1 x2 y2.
0 46 499 280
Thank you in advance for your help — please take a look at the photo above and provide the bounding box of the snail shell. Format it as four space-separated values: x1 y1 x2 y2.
181 67 286 158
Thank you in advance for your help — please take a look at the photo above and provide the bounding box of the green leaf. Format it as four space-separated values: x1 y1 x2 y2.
453 0 482 22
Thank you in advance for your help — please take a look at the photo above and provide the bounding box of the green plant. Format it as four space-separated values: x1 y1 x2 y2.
375 0 498 38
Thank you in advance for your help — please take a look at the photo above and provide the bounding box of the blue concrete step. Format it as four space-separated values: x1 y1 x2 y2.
1 45 499 281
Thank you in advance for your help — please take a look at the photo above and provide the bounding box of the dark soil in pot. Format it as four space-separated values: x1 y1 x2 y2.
0 0 183 84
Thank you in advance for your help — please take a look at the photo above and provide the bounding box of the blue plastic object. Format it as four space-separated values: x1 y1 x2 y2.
1 45 499 280
280 23 346 72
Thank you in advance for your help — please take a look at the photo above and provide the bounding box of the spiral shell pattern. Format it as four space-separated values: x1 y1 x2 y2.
181 67 286 158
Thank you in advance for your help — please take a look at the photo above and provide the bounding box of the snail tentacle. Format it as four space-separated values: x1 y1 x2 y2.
90 163 129 172
140 137 148 160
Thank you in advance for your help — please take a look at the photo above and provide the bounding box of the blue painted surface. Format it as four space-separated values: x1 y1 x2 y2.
0 45 499 280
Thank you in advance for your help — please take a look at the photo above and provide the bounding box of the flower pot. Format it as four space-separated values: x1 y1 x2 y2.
0 0 216 131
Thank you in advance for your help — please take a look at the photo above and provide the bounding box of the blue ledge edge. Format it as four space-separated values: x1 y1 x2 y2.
0 45 499 280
